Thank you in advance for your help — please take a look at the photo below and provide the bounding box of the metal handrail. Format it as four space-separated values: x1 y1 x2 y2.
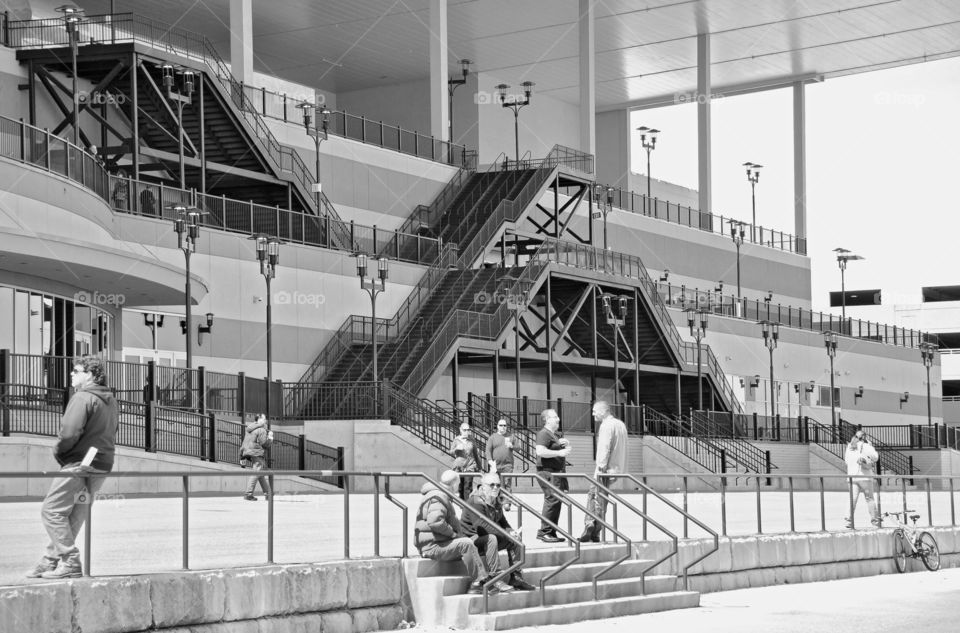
658 282 931 350
840 418 916 476
622 474 720 591
465 394 537 471
688 411 774 474
644 408 727 475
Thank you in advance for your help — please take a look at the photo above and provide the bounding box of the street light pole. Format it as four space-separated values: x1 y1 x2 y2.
171 205 202 369
731 221 745 300
161 64 195 190
447 59 471 144
56 5 85 148
834 248 864 324
761 321 780 418
687 308 709 411
592 184 614 250
296 102 330 214
636 126 659 215
252 235 282 410
602 294 631 405
496 81 535 163
921 342 937 426
824 331 838 427
743 162 762 242
356 254 389 384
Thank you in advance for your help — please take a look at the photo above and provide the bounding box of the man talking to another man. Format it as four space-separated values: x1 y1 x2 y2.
579 401 627 543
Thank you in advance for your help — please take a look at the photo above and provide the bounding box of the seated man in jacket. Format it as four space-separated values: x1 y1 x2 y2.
415 470 514 594
461 473 536 591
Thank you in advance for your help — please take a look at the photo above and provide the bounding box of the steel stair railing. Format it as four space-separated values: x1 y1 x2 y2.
643 407 728 474
839 418 916 476
688 411 775 474
464 394 537 471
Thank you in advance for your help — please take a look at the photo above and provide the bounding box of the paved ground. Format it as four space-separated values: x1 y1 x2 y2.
2 484 956 586
392 568 960 632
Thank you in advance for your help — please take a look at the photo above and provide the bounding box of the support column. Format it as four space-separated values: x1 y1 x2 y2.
429 0 450 140
229 0 254 85
546 276 553 400
492 350 499 397
452 351 459 404
696 32 712 220
578 0 596 161
793 81 808 251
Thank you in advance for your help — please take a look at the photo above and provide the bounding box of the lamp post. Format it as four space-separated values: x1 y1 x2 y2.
636 126 659 215
161 64 195 189
496 81 535 163
171 205 202 369
687 308 709 410
56 5 85 148
921 342 937 426
834 248 864 324
602 294 631 405
824 331 838 426
743 162 762 242
592 184 614 250
730 221 745 299
252 234 281 397
447 59 471 144
760 321 780 418
356 254 389 384
296 101 330 214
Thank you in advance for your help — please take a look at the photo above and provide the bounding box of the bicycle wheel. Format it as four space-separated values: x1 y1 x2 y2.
892 531 908 573
918 532 941 572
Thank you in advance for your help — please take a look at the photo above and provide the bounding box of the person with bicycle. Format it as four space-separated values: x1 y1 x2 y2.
844 429 880 528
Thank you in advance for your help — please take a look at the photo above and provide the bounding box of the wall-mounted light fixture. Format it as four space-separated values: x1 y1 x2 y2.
715 281 724 294
750 374 761 389
181 312 214 345
855 385 864 402
900 391 910 407
659 269 670 283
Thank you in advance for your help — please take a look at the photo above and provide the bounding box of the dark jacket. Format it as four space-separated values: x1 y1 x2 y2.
414 482 462 550
240 418 272 457
449 434 482 472
55 383 119 471
460 489 511 538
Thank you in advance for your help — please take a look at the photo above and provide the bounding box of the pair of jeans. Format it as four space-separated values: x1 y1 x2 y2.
582 475 612 538
850 477 879 522
473 531 520 568
245 456 272 496
41 464 107 563
537 471 564 536
420 536 492 582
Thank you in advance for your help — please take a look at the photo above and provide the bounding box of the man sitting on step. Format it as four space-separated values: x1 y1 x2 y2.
460 472 536 591
414 470 514 594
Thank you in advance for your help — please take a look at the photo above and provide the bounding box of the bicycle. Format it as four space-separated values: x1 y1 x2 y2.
881 510 940 573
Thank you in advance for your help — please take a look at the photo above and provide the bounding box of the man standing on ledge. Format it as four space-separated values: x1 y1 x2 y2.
535 408 571 543
579 401 627 542
28 356 119 579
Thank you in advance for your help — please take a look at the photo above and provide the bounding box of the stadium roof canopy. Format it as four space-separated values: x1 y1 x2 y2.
77 0 960 109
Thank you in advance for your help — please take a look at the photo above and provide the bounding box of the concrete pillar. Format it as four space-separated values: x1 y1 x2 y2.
578 0 596 162
696 32 712 217
429 0 450 140
793 81 808 249
229 0 253 85
595 109 629 188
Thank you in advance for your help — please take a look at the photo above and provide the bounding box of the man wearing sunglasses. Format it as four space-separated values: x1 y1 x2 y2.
461 473 536 591
27 356 119 579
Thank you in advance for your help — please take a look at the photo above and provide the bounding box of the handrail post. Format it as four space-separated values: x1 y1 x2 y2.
0 348 9 436
207 412 217 463
237 372 246 421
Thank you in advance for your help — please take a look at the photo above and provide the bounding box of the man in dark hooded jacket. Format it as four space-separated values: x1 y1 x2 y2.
415 470 513 594
27 356 118 579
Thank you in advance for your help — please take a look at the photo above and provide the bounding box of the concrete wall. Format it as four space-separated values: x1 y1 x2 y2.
0 436 335 498
0 559 409 633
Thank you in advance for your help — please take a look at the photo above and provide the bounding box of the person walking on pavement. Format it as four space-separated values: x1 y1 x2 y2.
486 418 516 496
27 356 119 579
450 422 482 500
579 401 628 542
414 470 513 594
535 408 571 543
461 472 535 590
241 413 273 500
845 429 881 528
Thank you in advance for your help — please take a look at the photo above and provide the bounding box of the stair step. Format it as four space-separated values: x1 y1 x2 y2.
463 591 699 630
406 543 627 577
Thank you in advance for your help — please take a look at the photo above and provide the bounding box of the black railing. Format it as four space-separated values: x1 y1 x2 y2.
464 393 536 470
657 282 931 349
241 84 476 169
687 411 774 474
840 419 916 476
283 382 382 420
644 408 728 474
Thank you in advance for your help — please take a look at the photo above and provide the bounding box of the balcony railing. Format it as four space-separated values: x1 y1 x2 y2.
241 84 477 169
656 282 932 349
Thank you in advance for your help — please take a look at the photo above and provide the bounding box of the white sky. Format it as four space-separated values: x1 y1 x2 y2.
629 56 960 325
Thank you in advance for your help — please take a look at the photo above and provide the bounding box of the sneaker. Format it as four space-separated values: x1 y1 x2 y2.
871 518 882 528
510 574 536 591
466 580 484 594
537 533 563 543
492 580 515 593
577 533 600 543
41 561 82 579
243 494 257 501
26 557 58 578
844 517 853 529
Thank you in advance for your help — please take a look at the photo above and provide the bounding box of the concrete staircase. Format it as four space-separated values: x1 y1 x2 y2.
402 543 699 629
